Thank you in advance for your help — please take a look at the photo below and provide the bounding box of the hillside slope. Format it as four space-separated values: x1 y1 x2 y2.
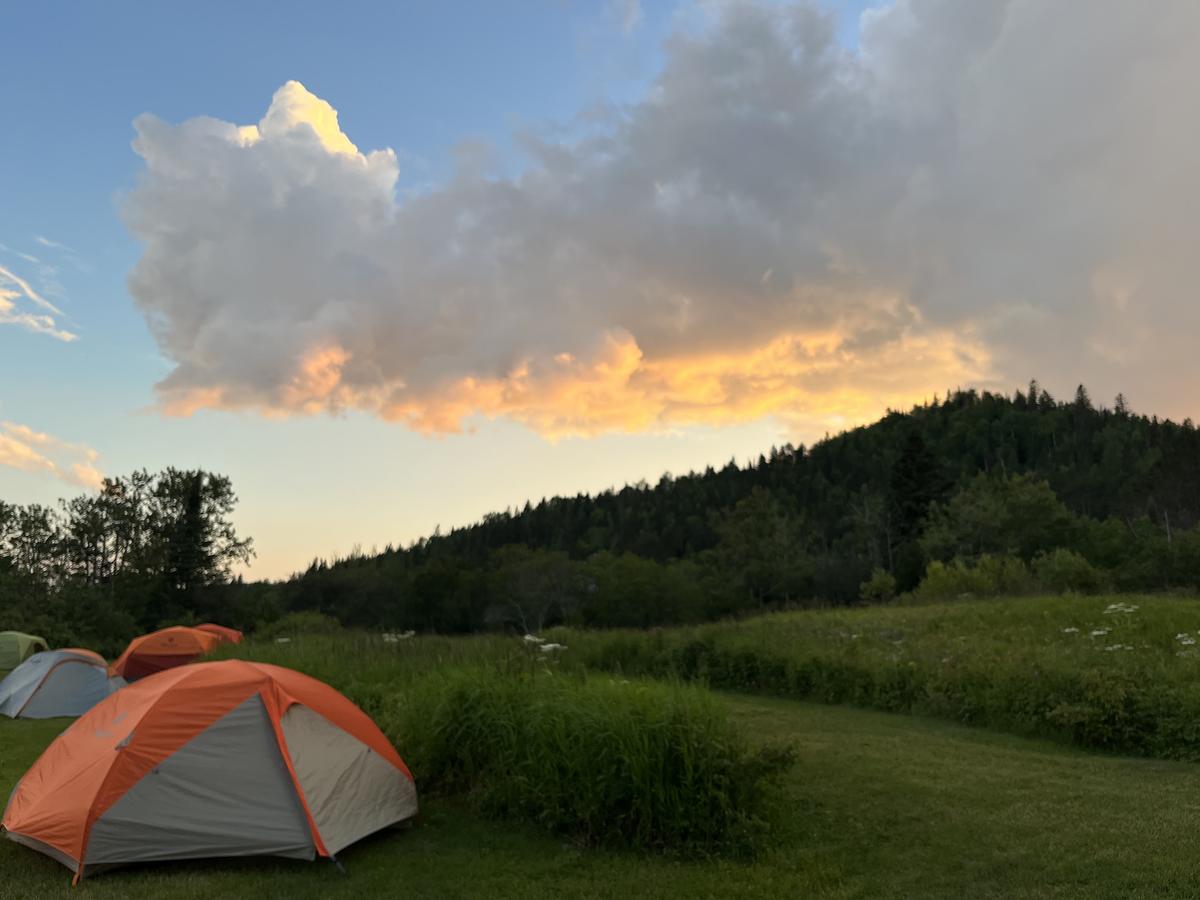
277 386 1200 629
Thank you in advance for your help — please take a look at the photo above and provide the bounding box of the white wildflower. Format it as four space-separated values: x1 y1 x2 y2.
523 634 545 644
1103 602 1139 615
1062 627 1079 634
274 637 292 644
540 642 567 653
1090 629 1110 637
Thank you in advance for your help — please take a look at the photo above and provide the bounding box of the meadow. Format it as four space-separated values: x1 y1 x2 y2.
6 594 1200 897
564 593 1200 759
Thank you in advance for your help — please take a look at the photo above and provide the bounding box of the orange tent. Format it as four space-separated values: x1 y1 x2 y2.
195 623 244 644
108 626 225 680
2 660 417 881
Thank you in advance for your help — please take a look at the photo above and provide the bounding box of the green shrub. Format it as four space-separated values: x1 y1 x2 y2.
912 554 1032 600
1034 548 1107 594
379 668 795 857
859 569 897 604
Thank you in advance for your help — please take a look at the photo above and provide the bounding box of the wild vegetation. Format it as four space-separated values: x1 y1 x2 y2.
9 619 1200 897
4 384 1200 650
209 634 795 857
562 593 1200 760
4 383 1200 895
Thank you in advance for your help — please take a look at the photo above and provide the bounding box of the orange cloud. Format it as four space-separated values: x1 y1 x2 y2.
407 325 993 440
0 422 103 489
159 322 990 443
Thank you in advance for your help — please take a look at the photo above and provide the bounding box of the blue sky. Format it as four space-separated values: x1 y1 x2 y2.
4 0 1187 578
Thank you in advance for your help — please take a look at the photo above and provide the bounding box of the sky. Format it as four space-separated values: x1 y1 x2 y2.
1 0 1196 579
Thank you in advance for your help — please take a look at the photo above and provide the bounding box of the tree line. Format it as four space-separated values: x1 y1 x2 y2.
0 469 253 653
3 383 1200 651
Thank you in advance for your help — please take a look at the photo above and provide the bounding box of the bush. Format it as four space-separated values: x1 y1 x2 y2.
380 668 795 857
1034 548 1107 594
912 554 1032 600
859 569 897 604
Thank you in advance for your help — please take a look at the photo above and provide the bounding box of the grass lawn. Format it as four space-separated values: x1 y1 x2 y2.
4 694 1200 899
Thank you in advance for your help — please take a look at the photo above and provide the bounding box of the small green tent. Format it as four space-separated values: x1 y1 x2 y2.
0 632 49 670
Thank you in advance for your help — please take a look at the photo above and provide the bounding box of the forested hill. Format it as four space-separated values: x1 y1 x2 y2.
395 384 1199 563
279 383 1200 629
7 383 1200 650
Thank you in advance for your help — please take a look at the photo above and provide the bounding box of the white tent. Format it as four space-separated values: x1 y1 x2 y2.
0 649 125 719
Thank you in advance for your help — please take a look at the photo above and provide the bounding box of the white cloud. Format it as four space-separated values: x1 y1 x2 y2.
0 422 103 490
33 235 74 252
124 2 1200 439
0 262 76 342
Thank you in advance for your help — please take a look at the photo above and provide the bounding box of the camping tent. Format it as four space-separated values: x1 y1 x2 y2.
194 623 244 644
0 649 125 719
0 632 49 670
3 660 418 881
108 626 226 680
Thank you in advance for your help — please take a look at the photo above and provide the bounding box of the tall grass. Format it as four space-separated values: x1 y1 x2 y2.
217 633 795 856
383 668 793 855
558 594 1200 760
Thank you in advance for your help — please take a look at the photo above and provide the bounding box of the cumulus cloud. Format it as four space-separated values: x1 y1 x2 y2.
0 262 76 342
0 422 103 490
124 1 1200 439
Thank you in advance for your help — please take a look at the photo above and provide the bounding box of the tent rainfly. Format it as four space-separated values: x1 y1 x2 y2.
0 632 49 671
108 626 228 681
3 659 418 881
194 623 244 644
0 649 126 719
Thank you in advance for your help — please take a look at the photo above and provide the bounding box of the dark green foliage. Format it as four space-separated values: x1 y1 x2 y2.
709 487 814 608
274 386 1200 631
579 552 710 628
0 468 253 653
920 474 1077 562
1033 548 1108 594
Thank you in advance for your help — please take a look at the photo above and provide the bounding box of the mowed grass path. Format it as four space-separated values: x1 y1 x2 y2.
4 695 1200 899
